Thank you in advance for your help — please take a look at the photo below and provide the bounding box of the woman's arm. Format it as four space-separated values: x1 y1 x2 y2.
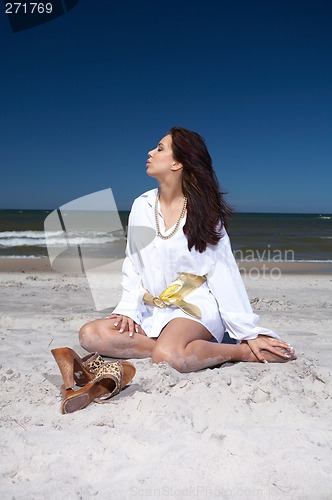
111 202 146 325
207 229 280 343
111 254 145 324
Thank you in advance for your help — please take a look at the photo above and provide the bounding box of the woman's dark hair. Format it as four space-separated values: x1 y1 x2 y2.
168 126 233 253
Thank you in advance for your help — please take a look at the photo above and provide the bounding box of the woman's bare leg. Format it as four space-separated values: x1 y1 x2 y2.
79 319 156 359
151 318 296 373
79 318 296 372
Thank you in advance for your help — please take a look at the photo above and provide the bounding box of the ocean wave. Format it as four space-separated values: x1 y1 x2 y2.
0 255 45 259
294 259 332 263
238 258 330 264
0 230 124 247
0 230 62 239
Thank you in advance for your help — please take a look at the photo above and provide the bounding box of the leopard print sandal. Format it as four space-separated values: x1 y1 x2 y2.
51 347 105 389
60 360 136 414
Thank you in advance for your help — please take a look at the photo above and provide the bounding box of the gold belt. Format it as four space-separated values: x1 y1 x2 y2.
143 273 206 319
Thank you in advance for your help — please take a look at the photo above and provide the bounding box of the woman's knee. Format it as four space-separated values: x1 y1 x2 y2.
79 321 99 351
151 344 187 373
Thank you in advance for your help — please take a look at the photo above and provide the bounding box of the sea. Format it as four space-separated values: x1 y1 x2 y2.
0 209 331 263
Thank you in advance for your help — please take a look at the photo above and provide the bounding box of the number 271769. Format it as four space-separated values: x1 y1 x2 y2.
5 3 53 14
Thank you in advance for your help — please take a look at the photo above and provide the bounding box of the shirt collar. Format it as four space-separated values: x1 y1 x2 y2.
145 188 158 208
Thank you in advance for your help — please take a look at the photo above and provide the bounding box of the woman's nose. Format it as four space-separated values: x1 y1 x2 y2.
148 150 153 158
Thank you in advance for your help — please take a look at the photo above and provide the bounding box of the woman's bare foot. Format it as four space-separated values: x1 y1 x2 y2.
259 347 297 363
241 342 297 363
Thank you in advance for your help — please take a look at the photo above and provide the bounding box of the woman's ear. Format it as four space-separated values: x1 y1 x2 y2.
171 161 183 172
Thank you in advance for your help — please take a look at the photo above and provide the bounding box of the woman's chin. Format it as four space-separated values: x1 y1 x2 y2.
146 169 156 178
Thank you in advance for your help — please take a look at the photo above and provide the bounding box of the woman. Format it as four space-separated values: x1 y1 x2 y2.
79 127 296 373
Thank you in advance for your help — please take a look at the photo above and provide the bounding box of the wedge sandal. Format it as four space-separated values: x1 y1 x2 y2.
60 360 136 414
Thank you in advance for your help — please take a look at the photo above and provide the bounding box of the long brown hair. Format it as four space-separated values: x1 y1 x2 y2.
169 126 233 252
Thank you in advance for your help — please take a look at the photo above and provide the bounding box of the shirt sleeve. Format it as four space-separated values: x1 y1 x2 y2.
111 205 145 324
206 229 280 342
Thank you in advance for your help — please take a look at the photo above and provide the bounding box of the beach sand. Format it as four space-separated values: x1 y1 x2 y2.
0 259 331 499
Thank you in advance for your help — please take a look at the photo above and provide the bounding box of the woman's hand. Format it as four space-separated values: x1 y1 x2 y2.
247 335 295 363
108 314 139 338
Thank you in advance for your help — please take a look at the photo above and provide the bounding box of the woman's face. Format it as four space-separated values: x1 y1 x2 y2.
146 134 176 179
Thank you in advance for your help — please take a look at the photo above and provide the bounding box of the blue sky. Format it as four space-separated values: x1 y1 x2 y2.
1 0 331 213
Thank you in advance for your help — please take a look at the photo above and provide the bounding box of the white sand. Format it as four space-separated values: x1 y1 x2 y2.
0 264 331 499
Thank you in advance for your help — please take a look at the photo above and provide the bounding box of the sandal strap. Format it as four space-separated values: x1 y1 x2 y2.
82 353 104 373
92 361 123 402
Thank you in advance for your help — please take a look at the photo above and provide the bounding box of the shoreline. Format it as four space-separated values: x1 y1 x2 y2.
1 257 332 274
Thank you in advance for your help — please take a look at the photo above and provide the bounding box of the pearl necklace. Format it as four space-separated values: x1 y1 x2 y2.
155 191 187 240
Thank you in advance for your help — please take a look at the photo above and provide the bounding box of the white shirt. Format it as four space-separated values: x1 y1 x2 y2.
112 188 279 342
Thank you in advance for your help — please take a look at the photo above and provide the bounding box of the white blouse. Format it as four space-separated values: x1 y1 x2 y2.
112 188 279 343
